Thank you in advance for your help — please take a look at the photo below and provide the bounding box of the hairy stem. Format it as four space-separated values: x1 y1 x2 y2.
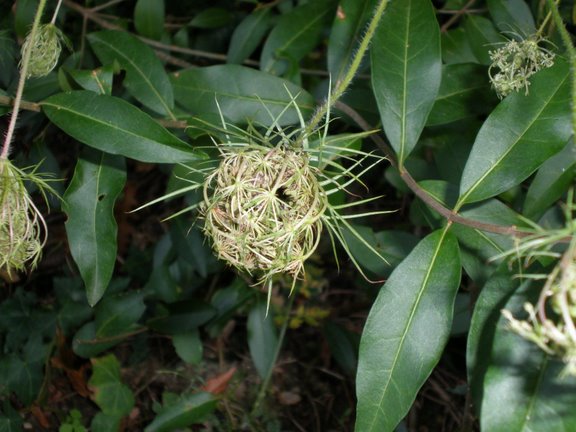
1 0 49 160
298 0 390 143
546 0 576 138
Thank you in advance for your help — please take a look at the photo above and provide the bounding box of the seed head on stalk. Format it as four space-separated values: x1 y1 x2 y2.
137 93 391 310
21 23 70 78
0 159 54 277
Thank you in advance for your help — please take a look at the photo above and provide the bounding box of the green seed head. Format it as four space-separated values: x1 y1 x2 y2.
21 23 69 78
202 146 326 282
0 160 47 276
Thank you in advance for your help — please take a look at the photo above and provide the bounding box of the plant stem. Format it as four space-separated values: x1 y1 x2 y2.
250 285 298 418
546 0 576 138
298 0 390 143
1 0 49 160
51 0 64 24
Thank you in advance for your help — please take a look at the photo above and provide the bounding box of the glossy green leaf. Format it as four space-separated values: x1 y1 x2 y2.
14 0 36 38
189 8 233 29
441 28 478 64
67 66 114 95
480 277 576 431
94 291 146 337
88 30 174 116
427 63 494 126
356 229 461 432
247 299 279 380
343 225 418 278
147 301 216 334
42 91 203 163
64 149 126 306
524 138 576 219
324 322 359 375
458 59 571 206
171 65 314 126
260 0 336 75
371 0 442 164
466 264 520 409
173 331 203 365
90 413 120 432
89 354 135 417
327 0 376 82
144 392 217 432
487 0 535 35
134 0 165 40
227 9 272 64
0 354 43 405
465 15 506 65
73 322 117 358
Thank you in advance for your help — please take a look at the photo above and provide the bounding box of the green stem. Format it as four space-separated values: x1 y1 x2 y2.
298 0 390 144
1 0 49 160
546 0 576 138
250 285 299 418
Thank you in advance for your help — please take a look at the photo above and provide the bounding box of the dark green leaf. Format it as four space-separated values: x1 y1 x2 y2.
480 276 576 431
189 8 233 29
327 0 376 82
227 9 272 64
94 291 146 337
441 28 478 64
464 15 506 65
88 30 174 116
90 413 121 432
73 322 118 358
173 331 203 365
147 301 216 334
171 65 314 126
42 91 203 163
64 149 126 306
466 264 520 408
524 138 576 219
0 354 43 405
144 392 217 432
458 59 572 205
134 0 165 40
324 322 359 375
260 0 336 75
247 299 279 380
67 66 114 95
371 0 442 164
427 63 494 126
356 229 461 431
487 0 536 35
89 354 135 417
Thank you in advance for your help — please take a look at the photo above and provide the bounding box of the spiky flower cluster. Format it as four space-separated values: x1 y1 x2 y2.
500 201 576 376
202 147 326 283
21 23 69 78
0 160 49 276
488 36 555 99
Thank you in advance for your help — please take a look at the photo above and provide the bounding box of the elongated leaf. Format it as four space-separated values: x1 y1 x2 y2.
356 229 461 432
95 292 146 337
524 138 576 219
260 0 336 75
466 264 521 409
247 299 279 380
427 63 495 126
371 0 441 164
42 91 203 163
147 301 216 334
327 0 376 82
88 30 174 116
481 277 576 431
464 15 506 65
171 65 314 126
487 0 535 35
227 9 272 64
144 392 217 432
458 59 571 206
134 0 165 40
64 149 126 306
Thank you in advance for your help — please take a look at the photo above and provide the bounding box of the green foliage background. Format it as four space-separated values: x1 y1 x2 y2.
1 0 576 430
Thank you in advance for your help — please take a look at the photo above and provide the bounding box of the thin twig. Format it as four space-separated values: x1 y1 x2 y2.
334 101 533 239
440 0 478 33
